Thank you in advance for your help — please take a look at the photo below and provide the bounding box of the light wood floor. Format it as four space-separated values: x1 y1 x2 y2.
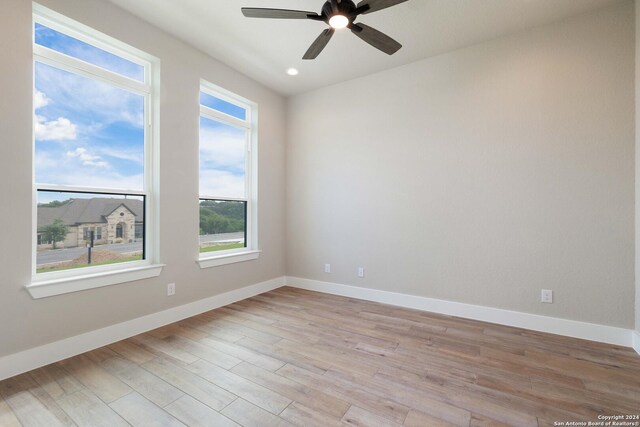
1 287 639 427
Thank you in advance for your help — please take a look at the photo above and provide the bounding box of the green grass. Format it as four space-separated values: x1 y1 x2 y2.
37 255 143 273
199 243 245 253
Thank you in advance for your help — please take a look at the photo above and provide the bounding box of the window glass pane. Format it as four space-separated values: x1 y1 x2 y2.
35 23 145 82
35 62 145 191
200 92 246 120
36 191 145 273
199 116 246 198
199 200 246 253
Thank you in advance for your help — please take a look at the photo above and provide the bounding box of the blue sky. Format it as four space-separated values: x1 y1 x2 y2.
35 23 144 81
199 116 247 199
35 24 145 198
200 92 246 121
35 23 247 203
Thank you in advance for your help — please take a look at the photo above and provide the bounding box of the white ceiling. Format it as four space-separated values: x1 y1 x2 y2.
107 0 623 96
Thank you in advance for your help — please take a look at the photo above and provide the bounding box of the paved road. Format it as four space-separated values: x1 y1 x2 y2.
37 241 142 265
37 232 244 265
199 232 244 244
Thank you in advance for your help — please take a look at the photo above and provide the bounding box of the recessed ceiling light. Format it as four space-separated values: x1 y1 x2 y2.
329 14 349 30
286 68 299 76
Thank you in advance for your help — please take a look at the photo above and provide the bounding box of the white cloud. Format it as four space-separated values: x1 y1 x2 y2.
199 126 246 171
66 147 109 168
97 146 144 165
34 90 49 110
199 169 245 199
35 63 144 128
35 115 78 141
36 151 142 190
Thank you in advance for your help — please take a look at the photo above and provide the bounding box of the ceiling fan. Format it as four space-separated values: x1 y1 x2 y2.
241 0 408 59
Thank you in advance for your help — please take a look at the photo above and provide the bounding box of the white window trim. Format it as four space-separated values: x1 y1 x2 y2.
27 264 165 299
198 81 259 268
27 4 162 298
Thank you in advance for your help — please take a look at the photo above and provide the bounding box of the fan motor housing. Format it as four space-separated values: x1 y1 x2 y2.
321 0 357 19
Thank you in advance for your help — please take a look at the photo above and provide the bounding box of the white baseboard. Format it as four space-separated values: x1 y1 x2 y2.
0 276 285 381
633 331 640 355
286 276 636 350
2 274 637 381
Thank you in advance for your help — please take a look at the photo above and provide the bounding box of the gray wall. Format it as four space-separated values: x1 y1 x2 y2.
0 0 286 358
286 1 635 328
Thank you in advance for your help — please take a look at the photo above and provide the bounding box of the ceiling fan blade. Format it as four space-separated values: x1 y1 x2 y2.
351 23 401 55
241 8 319 19
303 29 335 60
356 0 408 15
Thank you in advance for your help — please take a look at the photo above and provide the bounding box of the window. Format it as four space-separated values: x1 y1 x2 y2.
29 5 161 297
198 82 258 267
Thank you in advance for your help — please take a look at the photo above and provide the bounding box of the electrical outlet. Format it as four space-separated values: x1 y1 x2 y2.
324 263 331 273
541 289 552 303
167 282 176 296
357 267 365 278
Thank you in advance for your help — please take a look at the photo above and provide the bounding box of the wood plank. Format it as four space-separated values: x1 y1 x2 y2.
0 394 22 427
85 347 119 363
231 361 350 419
58 354 132 403
325 369 473 427
276 363 410 424
469 413 513 427
108 339 157 364
57 389 129 427
236 336 330 375
404 409 459 427
29 363 83 400
163 335 242 369
202 318 282 345
219 305 278 325
110 392 185 426
178 317 245 343
101 356 184 407
15 377 77 426
0 375 67 427
141 358 236 411
165 395 240 427
187 359 292 414
220 398 292 427
0 373 76 426
129 334 199 365
280 402 347 427
342 405 402 427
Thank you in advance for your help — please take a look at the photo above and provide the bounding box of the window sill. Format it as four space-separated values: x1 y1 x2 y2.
26 264 165 299
198 250 261 269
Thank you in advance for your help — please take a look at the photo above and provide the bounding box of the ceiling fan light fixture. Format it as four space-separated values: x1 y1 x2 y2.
328 14 349 29
241 0 407 59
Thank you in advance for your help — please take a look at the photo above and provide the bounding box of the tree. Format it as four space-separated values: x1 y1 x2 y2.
199 203 245 235
38 199 71 207
41 219 68 249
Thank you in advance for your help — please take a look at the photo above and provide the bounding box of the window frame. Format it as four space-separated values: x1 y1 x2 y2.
28 4 162 298
198 81 260 268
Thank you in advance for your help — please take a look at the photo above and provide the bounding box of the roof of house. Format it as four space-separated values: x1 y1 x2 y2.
37 198 143 229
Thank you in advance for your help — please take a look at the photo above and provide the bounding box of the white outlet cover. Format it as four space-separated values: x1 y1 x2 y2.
358 267 365 278
541 289 553 303
167 283 176 296
324 264 331 273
